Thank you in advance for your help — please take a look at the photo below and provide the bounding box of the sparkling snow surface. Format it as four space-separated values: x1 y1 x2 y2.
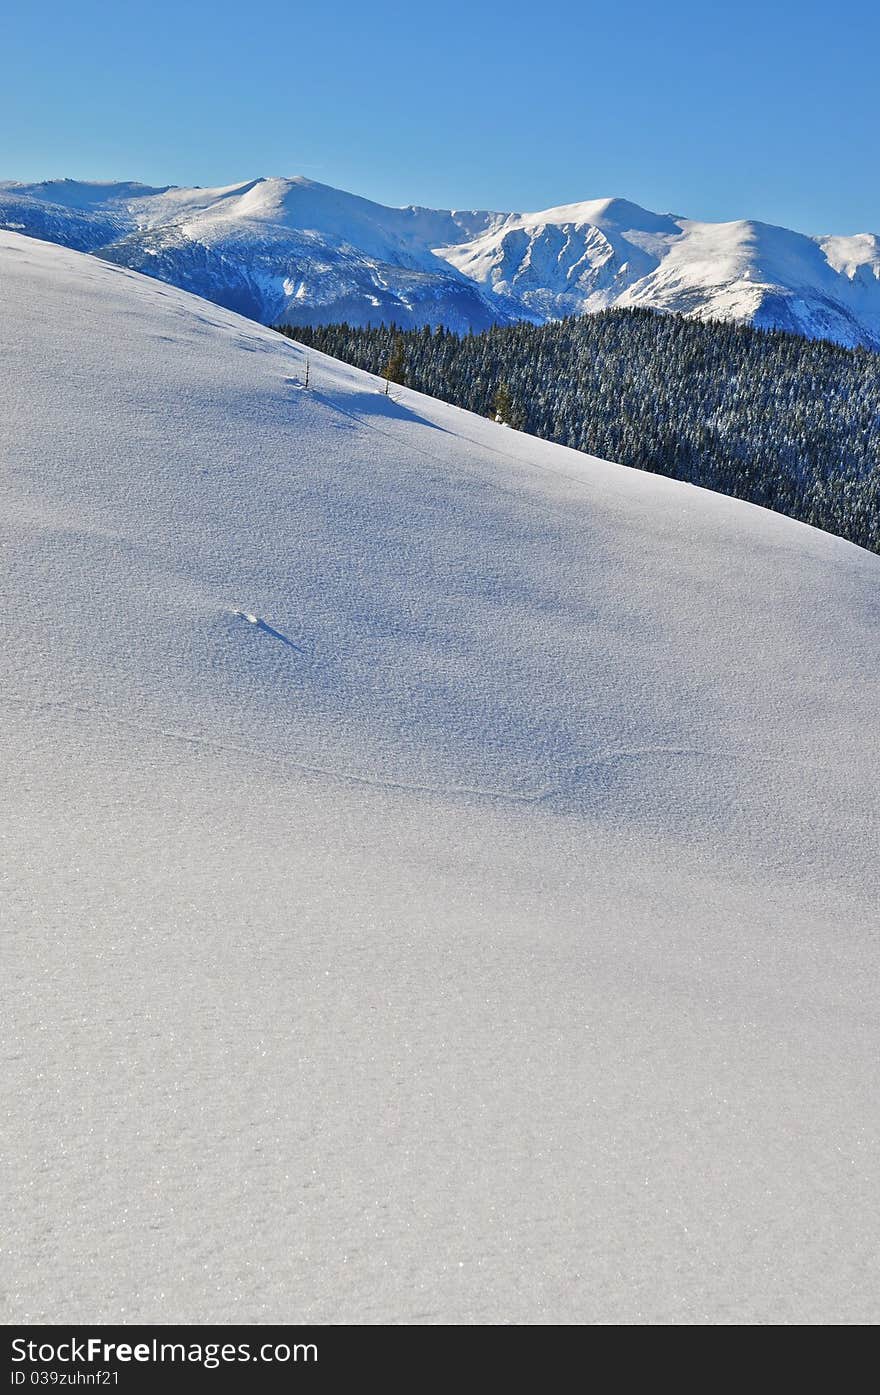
2 232 879 1325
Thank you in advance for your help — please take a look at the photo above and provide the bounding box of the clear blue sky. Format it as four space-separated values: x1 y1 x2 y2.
3 0 878 234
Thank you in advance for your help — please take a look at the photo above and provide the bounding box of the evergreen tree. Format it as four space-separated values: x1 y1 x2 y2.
493 381 513 425
381 334 406 393
275 311 880 555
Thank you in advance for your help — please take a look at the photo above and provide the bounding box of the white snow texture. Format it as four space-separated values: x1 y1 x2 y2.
2 176 880 344
1 231 879 1325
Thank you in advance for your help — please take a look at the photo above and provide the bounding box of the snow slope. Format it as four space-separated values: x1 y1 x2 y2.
2 231 879 1325
2 177 880 345
441 197 880 346
0 177 512 331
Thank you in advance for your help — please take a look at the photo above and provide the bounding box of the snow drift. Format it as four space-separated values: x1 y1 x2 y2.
1 231 878 1324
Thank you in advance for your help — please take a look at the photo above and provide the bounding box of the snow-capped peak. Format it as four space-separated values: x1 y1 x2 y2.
1 175 878 345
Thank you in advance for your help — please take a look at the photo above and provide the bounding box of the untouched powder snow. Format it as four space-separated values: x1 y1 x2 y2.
1 231 879 1325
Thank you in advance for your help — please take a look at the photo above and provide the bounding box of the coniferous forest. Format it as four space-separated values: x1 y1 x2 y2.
277 310 880 555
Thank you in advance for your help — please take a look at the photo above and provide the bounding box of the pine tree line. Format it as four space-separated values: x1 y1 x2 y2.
276 310 880 555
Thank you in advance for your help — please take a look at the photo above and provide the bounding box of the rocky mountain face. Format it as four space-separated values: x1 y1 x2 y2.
2 175 878 344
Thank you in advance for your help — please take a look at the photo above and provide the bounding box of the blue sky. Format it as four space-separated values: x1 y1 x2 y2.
3 0 878 234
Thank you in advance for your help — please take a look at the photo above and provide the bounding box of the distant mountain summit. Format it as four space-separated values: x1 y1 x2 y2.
2 175 879 345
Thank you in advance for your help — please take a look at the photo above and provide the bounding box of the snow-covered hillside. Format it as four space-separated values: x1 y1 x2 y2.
440 196 880 346
2 176 880 344
0 177 513 331
2 231 879 1325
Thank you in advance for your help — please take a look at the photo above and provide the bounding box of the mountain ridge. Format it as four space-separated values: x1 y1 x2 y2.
2 174 879 345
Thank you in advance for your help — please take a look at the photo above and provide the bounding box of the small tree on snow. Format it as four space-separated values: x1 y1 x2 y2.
382 336 406 394
493 381 514 425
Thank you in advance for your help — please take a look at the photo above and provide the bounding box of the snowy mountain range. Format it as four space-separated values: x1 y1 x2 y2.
3 230 879 1324
2 175 880 345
